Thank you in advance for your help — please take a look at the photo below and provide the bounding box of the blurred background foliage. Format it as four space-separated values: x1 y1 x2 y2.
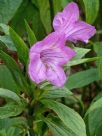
0 0 102 136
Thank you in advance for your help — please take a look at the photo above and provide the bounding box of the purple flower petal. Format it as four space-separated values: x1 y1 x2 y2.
65 21 96 43
40 47 75 66
29 41 43 54
28 54 46 84
53 2 79 31
53 2 96 43
30 32 66 54
42 32 66 48
61 46 76 64
46 64 66 87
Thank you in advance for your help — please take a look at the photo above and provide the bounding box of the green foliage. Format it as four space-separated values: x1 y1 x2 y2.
0 0 22 24
83 0 99 24
0 36 16 51
36 0 52 33
0 24 16 51
52 0 62 15
66 56 102 67
94 42 102 80
0 117 28 136
85 97 102 136
73 47 90 60
41 86 72 99
0 51 25 90
66 68 99 90
25 20 37 46
0 23 9 35
11 0 46 40
9 28 29 65
0 88 26 119
43 117 76 136
0 65 20 93
41 99 86 136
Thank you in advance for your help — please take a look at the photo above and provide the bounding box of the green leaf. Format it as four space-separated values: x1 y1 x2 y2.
65 68 99 90
36 0 52 33
0 65 20 93
0 36 16 51
0 130 6 136
0 117 28 130
41 86 72 99
0 50 21 73
52 0 62 15
85 109 102 136
85 97 102 116
83 0 99 24
6 128 15 136
0 88 25 119
11 0 46 40
9 27 29 64
94 42 102 80
0 88 21 104
43 117 76 136
0 24 16 51
0 126 24 136
66 56 102 67
0 23 9 35
85 97 102 136
73 47 90 60
0 102 24 119
25 20 37 46
61 0 73 8
93 91 102 102
0 51 29 93
0 0 22 24
95 124 102 136
41 99 86 136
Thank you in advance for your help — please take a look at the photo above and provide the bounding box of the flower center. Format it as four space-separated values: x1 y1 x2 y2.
40 49 54 65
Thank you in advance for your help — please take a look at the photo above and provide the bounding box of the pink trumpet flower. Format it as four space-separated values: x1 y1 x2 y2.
53 2 96 43
28 32 76 87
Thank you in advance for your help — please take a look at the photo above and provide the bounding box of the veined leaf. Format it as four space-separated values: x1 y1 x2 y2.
0 88 26 119
0 23 9 35
52 0 62 15
0 51 30 94
0 65 20 94
61 0 73 8
0 130 6 136
0 102 24 119
73 47 90 60
9 27 29 65
83 0 99 24
85 97 102 116
0 0 22 24
41 86 72 99
43 117 76 136
94 42 102 80
66 57 102 67
0 50 21 73
0 36 16 51
41 99 86 136
25 20 37 46
0 88 21 104
37 0 52 33
0 24 16 51
11 0 46 40
85 97 102 136
0 117 28 130
65 68 99 90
